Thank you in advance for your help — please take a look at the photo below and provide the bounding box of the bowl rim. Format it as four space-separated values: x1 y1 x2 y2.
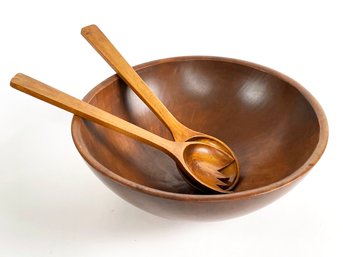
71 56 328 202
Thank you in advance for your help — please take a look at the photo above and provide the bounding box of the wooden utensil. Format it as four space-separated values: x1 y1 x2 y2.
11 73 236 193
81 24 240 189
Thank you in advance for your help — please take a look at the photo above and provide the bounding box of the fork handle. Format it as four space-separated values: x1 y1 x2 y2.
10 73 179 156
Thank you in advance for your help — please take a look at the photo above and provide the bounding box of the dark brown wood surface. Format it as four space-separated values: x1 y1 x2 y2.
71 56 328 220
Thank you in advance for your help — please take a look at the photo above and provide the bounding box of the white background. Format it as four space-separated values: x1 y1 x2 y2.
1 0 342 256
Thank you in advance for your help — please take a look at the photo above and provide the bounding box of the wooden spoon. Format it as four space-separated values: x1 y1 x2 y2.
11 73 236 193
81 25 240 190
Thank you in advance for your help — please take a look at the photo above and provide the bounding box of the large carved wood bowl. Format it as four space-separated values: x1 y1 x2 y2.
71 56 328 221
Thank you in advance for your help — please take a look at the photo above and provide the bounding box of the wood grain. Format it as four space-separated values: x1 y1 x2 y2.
71 56 328 220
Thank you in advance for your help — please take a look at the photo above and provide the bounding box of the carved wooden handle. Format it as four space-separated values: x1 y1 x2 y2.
81 25 191 140
10 73 175 154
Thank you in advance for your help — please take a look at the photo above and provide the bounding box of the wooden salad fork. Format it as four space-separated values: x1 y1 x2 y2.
11 73 236 193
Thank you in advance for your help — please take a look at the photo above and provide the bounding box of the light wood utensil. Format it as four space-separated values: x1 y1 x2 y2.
81 24 239 190
11 73 236 193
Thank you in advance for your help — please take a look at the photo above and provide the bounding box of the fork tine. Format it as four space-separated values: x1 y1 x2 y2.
217 159 234 171
210 184 231 193
208 176 229 187
212 161 232 172
201 173 233 192
212 169 230 180
197 165 230 187
199 163 232 181
212 149 235 170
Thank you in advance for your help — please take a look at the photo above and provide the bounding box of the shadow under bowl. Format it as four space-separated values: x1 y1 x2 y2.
71 56 328 221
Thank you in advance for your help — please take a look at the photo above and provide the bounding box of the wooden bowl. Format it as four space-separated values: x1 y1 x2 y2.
71 56 328 221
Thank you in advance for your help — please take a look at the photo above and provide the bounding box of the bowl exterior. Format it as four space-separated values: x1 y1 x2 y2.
87 163 301 221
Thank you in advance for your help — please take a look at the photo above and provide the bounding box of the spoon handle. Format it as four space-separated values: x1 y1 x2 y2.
10 73 178 155
81 25 194 141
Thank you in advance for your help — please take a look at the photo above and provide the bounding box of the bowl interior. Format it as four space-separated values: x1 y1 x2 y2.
74 58 320 194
